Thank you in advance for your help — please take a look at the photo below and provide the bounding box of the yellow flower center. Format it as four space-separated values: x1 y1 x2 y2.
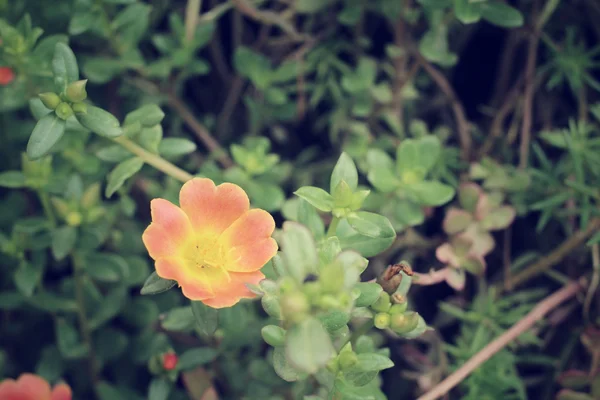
182 234 225 270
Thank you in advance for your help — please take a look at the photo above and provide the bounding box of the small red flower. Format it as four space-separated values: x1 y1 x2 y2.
0 67 15 85
162 352 178 371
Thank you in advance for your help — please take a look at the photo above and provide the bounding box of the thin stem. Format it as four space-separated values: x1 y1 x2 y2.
412 267 451 286
415 52 471 160
113 136 194 183
498 218 600 292
37 191 57 228
584 244 599 321
71 253 99 385
185 0 202 44
326 216 340 238
417 280 583 400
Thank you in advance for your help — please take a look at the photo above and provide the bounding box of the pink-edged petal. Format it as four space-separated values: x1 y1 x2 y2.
50 384 72 400
0 379 27 400
220 209 275 248
143 199 192 260
16 374 51 400
201 270 265 309
180 178 249 234
226 238 278 272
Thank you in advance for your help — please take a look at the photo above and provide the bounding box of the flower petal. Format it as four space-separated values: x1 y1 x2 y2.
50 384 72 400
180 178 249 234
201 270 265 308
226 238 278 272
154 258 212 300
220 209 276 248
0 379 25 400
180 266 231 301
16 374 52 400
143 199 192 260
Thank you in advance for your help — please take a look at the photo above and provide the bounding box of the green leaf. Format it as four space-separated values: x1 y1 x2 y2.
26 114 66 159
416 136 441 173
76 106 122 138
52 43 79 89
191 300 219 336
0 171 26 188
296 0 335 13
337 219 396 258
162 306 195 331
177 348 218 370
273 347 305 382
344 353 394 387
158 138 197 158
331 152 358 193
396 139 419 176
347 212 396 239
366 149 399 193
294 186 334 211
318 310 350 333
281 222 319 282
124 104 165 127
105 157 144 198
285 317 334 374
480 206 516 231
55 318 88 359
408 180 455 206
233 46 272 89
262 325 286 347
112 3 151 50
84 253 129 283
148 379 171 400
140 272 176 295
28 292 78 313
96 145 131 163
453 0 482 24
51 226 77 261
318 236 342 266
480 2 524 28
355 283 383 307
14 260 44 297
298 199 325 240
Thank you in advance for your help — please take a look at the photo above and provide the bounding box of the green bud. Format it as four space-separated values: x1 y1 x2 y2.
390 311 420 334
261 325 286 347
50 197 71 220
55 102 74 120
280 292 309 323
66 211 82 227
66 79 88 102
338 350 358 370
374 312 391 329
72 102 87 114
316 294 340 310
371 292 391 313
38 92 61 110
389 303 408 315
302 281 322 298
326 358 339 374
81 183 101 208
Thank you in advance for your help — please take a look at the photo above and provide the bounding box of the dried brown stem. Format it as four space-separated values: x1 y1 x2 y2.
167 91 234 168
501 219 600 291
415 53 471 160
417 280 584 400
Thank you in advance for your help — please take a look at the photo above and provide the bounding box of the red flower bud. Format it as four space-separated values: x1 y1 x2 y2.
162 352 178 371
0 67 14 85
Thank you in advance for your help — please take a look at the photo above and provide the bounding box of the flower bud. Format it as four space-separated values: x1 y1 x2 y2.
338 350 358 370
162 352 178 371
390 311 420 334
66 211 82 227
0 67 14 85
66 79 88 102
261 294 282 319
55 102 74 120
72 102 87 115
371 291 391 313
39 92 61 110
280 291 309 323
389 302 408 315
374 312 390 329
316 294 340 310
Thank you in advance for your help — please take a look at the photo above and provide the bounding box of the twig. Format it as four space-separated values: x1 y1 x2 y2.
216 76 246 138
417 280 584 400
500 219 600 291
185 0 203 44
584 244 600 321
167 91 234 168
231 0 304 41
489 31 524 109
415 53 471 160
518 28 540 169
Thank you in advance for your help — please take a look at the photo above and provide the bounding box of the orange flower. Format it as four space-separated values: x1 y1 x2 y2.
142 178 278 308
0 67 14 85
0 373 72 400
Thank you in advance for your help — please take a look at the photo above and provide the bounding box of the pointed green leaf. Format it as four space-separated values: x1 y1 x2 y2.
26 114 66 159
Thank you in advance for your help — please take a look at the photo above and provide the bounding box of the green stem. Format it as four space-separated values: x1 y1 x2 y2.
113 136 194 183
185 0 203 43
326 216 340 238
37 190 57 228
71 253 99 386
